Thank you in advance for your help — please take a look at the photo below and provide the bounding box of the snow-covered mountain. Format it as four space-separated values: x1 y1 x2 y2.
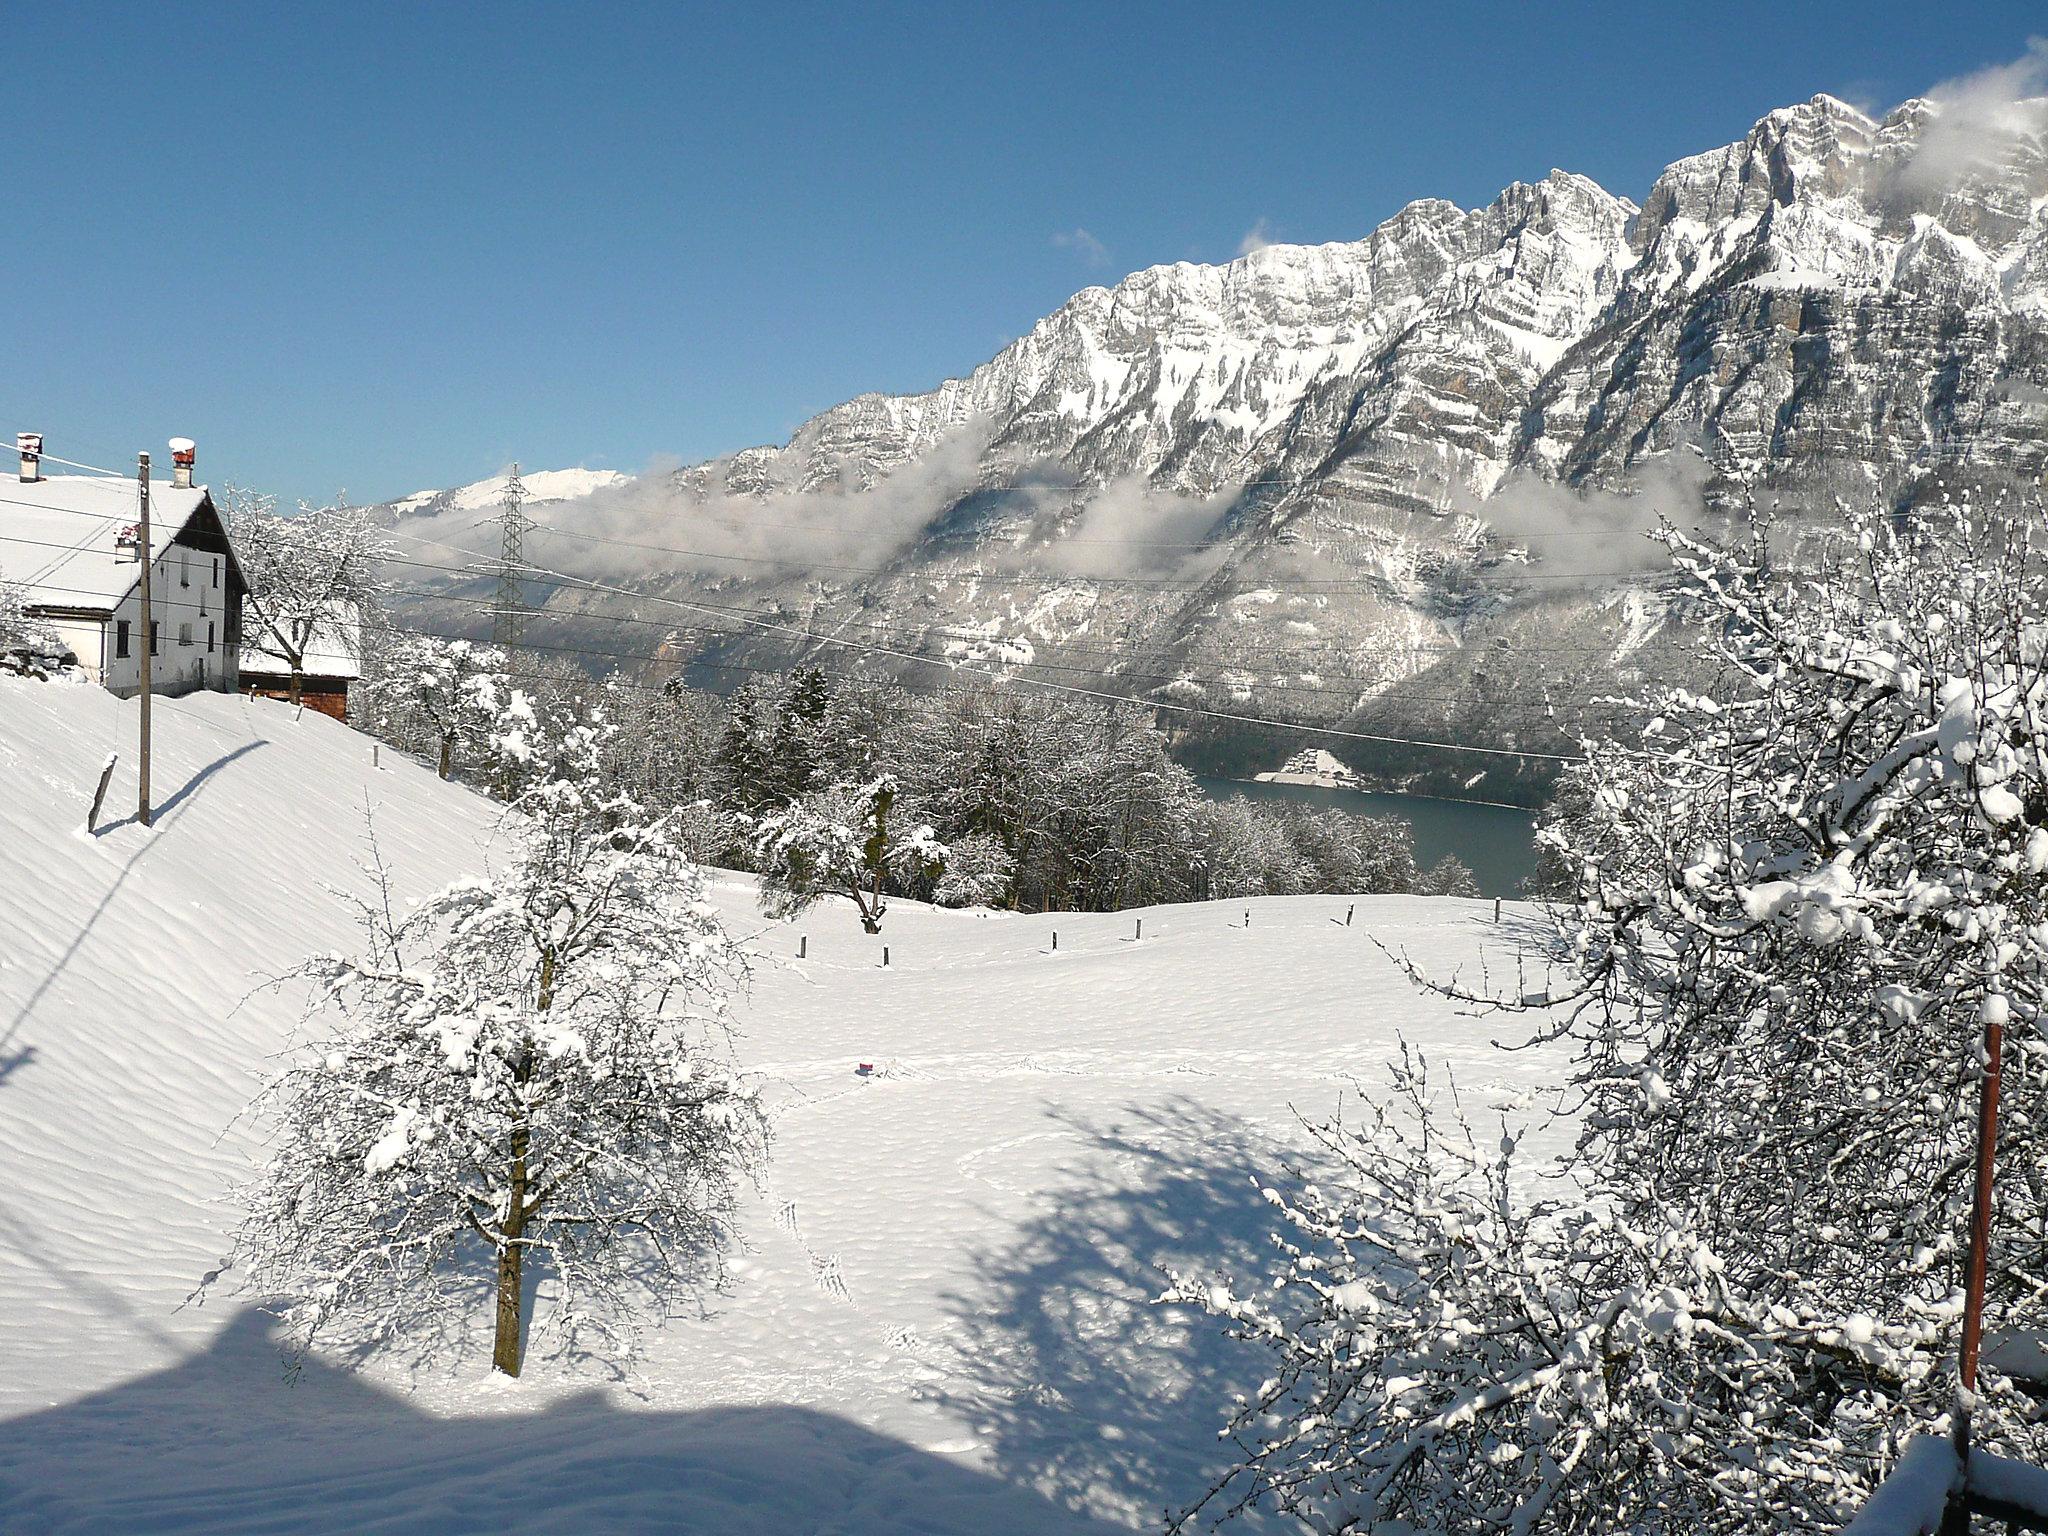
682 94 2045 507
383 94 2048 783
384 466 632 520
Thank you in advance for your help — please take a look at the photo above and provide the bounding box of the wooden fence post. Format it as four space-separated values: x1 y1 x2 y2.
86 752 118 833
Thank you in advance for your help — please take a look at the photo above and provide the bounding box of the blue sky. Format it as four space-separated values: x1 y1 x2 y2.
3 3 2041 505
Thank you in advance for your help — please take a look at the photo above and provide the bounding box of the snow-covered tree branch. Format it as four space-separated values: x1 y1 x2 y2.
0 569 66 679
356 635 511 779
224 487 392 707
748 775 947 934
1174 493 2048 1532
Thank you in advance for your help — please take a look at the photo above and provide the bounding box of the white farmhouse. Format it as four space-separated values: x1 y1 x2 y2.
0 435 247 696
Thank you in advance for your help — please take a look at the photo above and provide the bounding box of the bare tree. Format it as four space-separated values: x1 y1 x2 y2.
225 487 392 707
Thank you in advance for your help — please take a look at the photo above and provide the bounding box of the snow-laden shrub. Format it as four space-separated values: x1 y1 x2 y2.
1174 495 2048 1532
0 573 72 680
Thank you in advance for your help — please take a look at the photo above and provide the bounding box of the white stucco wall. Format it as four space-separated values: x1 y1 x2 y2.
100 540 238 698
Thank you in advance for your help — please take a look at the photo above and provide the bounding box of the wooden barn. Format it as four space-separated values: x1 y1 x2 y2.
237 617 363 720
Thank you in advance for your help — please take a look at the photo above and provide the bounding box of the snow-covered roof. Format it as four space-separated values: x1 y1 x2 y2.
0 474 211 613
238 615 364 681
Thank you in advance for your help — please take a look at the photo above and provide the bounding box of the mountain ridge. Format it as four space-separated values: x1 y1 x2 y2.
383 90 2048 796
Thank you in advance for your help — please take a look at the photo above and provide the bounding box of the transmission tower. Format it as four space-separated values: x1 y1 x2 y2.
493 462 530 653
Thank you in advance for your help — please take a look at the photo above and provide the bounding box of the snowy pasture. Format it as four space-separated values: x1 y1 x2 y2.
0 681 1568 1533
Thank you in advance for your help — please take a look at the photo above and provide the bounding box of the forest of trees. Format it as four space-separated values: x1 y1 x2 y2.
353 647 1481 916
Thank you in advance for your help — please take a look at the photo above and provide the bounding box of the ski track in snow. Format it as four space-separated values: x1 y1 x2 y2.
0 680 1570 1533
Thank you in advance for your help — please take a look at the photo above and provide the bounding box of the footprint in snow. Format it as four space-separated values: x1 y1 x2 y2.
811 1253 851 1302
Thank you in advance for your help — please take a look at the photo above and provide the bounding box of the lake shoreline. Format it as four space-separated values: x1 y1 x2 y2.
1196 775 1540 896
1233 774 1528 812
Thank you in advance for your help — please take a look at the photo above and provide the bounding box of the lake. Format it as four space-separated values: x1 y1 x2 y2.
1196 777 1541 897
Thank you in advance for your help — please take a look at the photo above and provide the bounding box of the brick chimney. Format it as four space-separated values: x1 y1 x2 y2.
17 432 41 483
169 437 196 490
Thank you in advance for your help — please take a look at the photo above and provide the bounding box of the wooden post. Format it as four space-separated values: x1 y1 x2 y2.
135 453 154 828
1052 930 1058 952
1244 909 1250 928
87 752 118 833
882 946 890 968
1949 988 2009 1491
372 744 380 769
1345 904 1354 926
799 935 807 959
1494 897 1502 923
1135 917 1142 941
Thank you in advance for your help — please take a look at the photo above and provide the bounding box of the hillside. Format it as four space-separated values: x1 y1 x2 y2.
378 92 2047 784
0 679 1566 1532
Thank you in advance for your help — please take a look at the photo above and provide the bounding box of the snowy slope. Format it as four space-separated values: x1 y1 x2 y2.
0 680 1569 1533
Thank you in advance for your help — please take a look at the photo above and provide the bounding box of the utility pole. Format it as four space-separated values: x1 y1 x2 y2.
136 451 154 827
493 462 529 656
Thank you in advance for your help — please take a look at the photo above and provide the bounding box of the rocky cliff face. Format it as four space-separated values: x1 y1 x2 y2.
389 94 2048 795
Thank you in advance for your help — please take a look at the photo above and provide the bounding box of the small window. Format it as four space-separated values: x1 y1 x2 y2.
207 621 215 654
149 622 160 656
179 548 190 588
115 620 131 659
178 622 193 648
212 558 219 586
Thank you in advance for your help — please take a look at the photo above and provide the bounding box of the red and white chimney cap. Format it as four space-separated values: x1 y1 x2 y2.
168 436 196 466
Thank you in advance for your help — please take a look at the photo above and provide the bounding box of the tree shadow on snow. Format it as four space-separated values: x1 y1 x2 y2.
938 1098 1299 1532
0 1308 1135 1536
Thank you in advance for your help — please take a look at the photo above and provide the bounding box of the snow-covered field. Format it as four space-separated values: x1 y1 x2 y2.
0 680 1567 1534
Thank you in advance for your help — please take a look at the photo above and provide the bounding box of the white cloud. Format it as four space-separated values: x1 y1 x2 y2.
1900 38 2048 195
1236 218 1276 257
1468 451 1716 584
1051 227 1109 266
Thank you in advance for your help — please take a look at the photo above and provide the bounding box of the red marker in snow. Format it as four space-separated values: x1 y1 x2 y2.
856 1063 874 1076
